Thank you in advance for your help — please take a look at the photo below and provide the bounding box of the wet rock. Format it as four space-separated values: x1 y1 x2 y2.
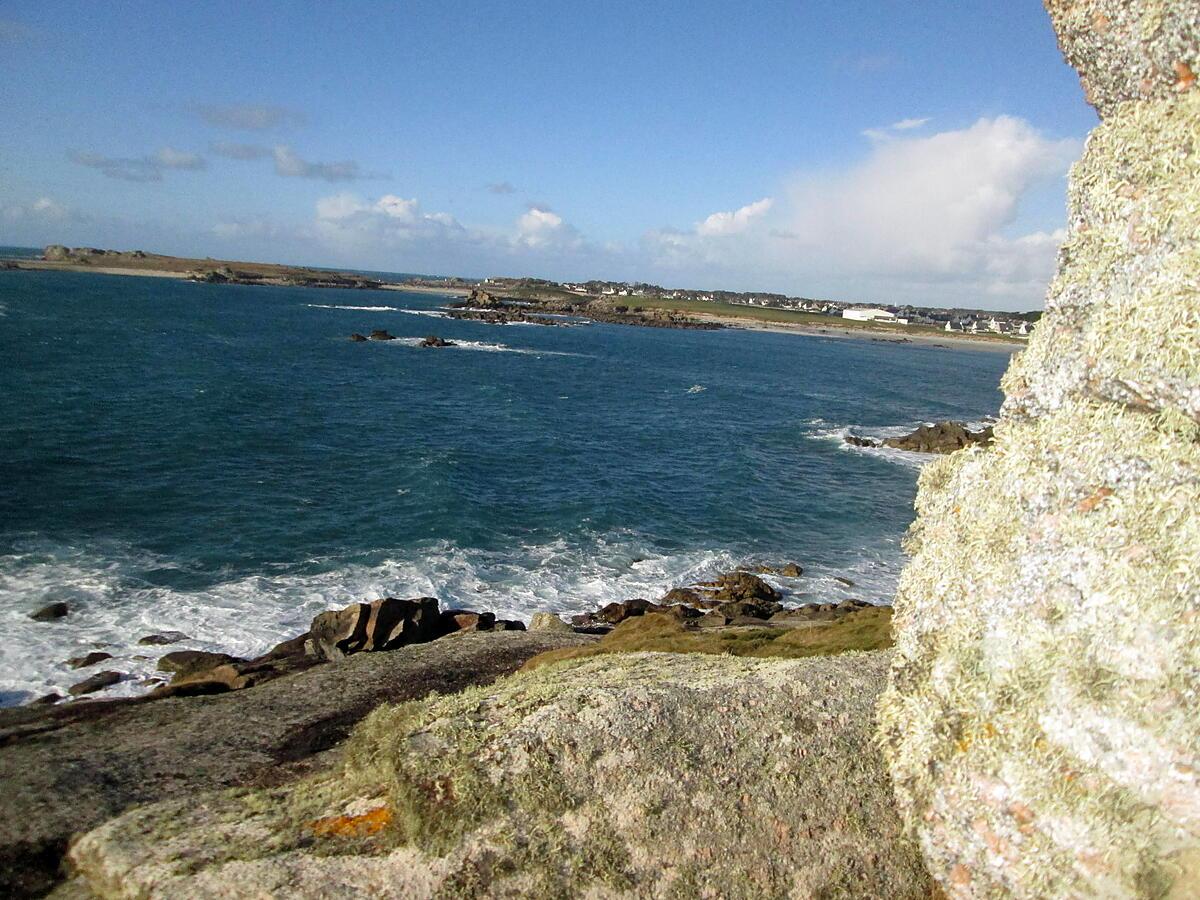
33 693 63 705
367 329 396 341
697 571 781 605
847 421 993 454
349 333 367 342
715 599 783 620
418 335 456 348
137 632 189 646
66 652 113 670
659 587 703 606
442 610 495 632
528 612 573 633
68 671 122 696
741 562 803 577
309 597 448 661
494 620 527 631
157 651 244 680
29 602 69 622
834 576 856 587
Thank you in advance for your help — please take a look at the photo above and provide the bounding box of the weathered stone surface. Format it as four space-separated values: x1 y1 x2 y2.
66 651 931 899
697 570 782 604
877 3 1200 896
0 631 596 897
309 597 446 661
441 609 495 633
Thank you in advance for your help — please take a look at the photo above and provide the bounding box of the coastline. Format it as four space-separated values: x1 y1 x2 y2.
696 313 1024 351
5 252 1023 348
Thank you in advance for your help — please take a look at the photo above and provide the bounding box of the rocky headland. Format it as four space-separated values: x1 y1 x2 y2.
446 288 723 331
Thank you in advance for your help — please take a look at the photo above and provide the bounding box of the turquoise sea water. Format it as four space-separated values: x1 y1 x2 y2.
0 267 1012 703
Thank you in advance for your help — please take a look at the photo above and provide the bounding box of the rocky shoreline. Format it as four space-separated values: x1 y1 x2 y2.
20 563 878 709
2 562 893 896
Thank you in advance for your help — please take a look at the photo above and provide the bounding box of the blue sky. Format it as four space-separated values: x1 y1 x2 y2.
0 1 1095 310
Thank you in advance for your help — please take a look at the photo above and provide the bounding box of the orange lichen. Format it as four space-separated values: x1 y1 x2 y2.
1076 486 1113 512
307 805 392 838
1175 62 1196 92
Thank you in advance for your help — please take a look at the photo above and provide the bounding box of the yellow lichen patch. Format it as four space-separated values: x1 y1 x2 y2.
307 804 392 839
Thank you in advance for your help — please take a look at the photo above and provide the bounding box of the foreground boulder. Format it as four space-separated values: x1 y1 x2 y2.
878 3 1200 896
0 632 597 897
309 597 447 661
65 651 930 898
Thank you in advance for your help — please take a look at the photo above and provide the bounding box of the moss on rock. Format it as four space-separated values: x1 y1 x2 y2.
522 606 894 672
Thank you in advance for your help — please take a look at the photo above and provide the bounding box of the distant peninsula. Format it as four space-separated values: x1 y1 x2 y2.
2 245 1029 347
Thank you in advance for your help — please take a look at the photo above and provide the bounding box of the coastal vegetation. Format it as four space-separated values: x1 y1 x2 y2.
521 604 893 671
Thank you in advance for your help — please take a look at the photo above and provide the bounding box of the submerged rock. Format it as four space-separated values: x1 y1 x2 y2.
418 334 455 348
29 602 69 621
66 651 113 670
137 631 189 646
65 651 930 898
349 332 367 342
367 329 396 341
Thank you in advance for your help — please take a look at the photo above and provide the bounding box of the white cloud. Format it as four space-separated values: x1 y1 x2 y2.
273 146 370 182
69 147 206 181
515 206 582 250
153 147 207 171
695 198 773 237
643 116 1078 308
196 104 305 131
3 196 72 222
210 141 271 161
863 117 931 142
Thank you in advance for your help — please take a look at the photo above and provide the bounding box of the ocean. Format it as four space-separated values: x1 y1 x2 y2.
0 266 1011 704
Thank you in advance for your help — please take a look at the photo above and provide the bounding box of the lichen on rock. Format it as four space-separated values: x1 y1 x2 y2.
67 651 931 898
877 2 1200 896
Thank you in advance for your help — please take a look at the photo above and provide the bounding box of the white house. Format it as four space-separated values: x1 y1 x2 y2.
843 308 902 323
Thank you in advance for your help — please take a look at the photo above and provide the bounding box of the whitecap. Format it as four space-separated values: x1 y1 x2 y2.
307 303 400 312
0 533 900 705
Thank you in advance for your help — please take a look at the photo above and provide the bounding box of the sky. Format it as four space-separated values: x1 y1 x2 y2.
0 1 1096 311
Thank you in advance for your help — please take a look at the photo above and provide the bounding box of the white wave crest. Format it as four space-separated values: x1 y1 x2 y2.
0 533 901 705
307 304 400 312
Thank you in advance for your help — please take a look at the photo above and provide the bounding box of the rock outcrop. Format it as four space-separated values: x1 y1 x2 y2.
877 2 1200 896
64 651 932 899
0 631 596 897
845 421 994 454
309 597 447 661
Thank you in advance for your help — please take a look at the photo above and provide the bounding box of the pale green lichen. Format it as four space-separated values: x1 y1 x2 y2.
879 11 1200 891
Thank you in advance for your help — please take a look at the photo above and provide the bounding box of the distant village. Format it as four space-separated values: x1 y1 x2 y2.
422 275 1042 338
